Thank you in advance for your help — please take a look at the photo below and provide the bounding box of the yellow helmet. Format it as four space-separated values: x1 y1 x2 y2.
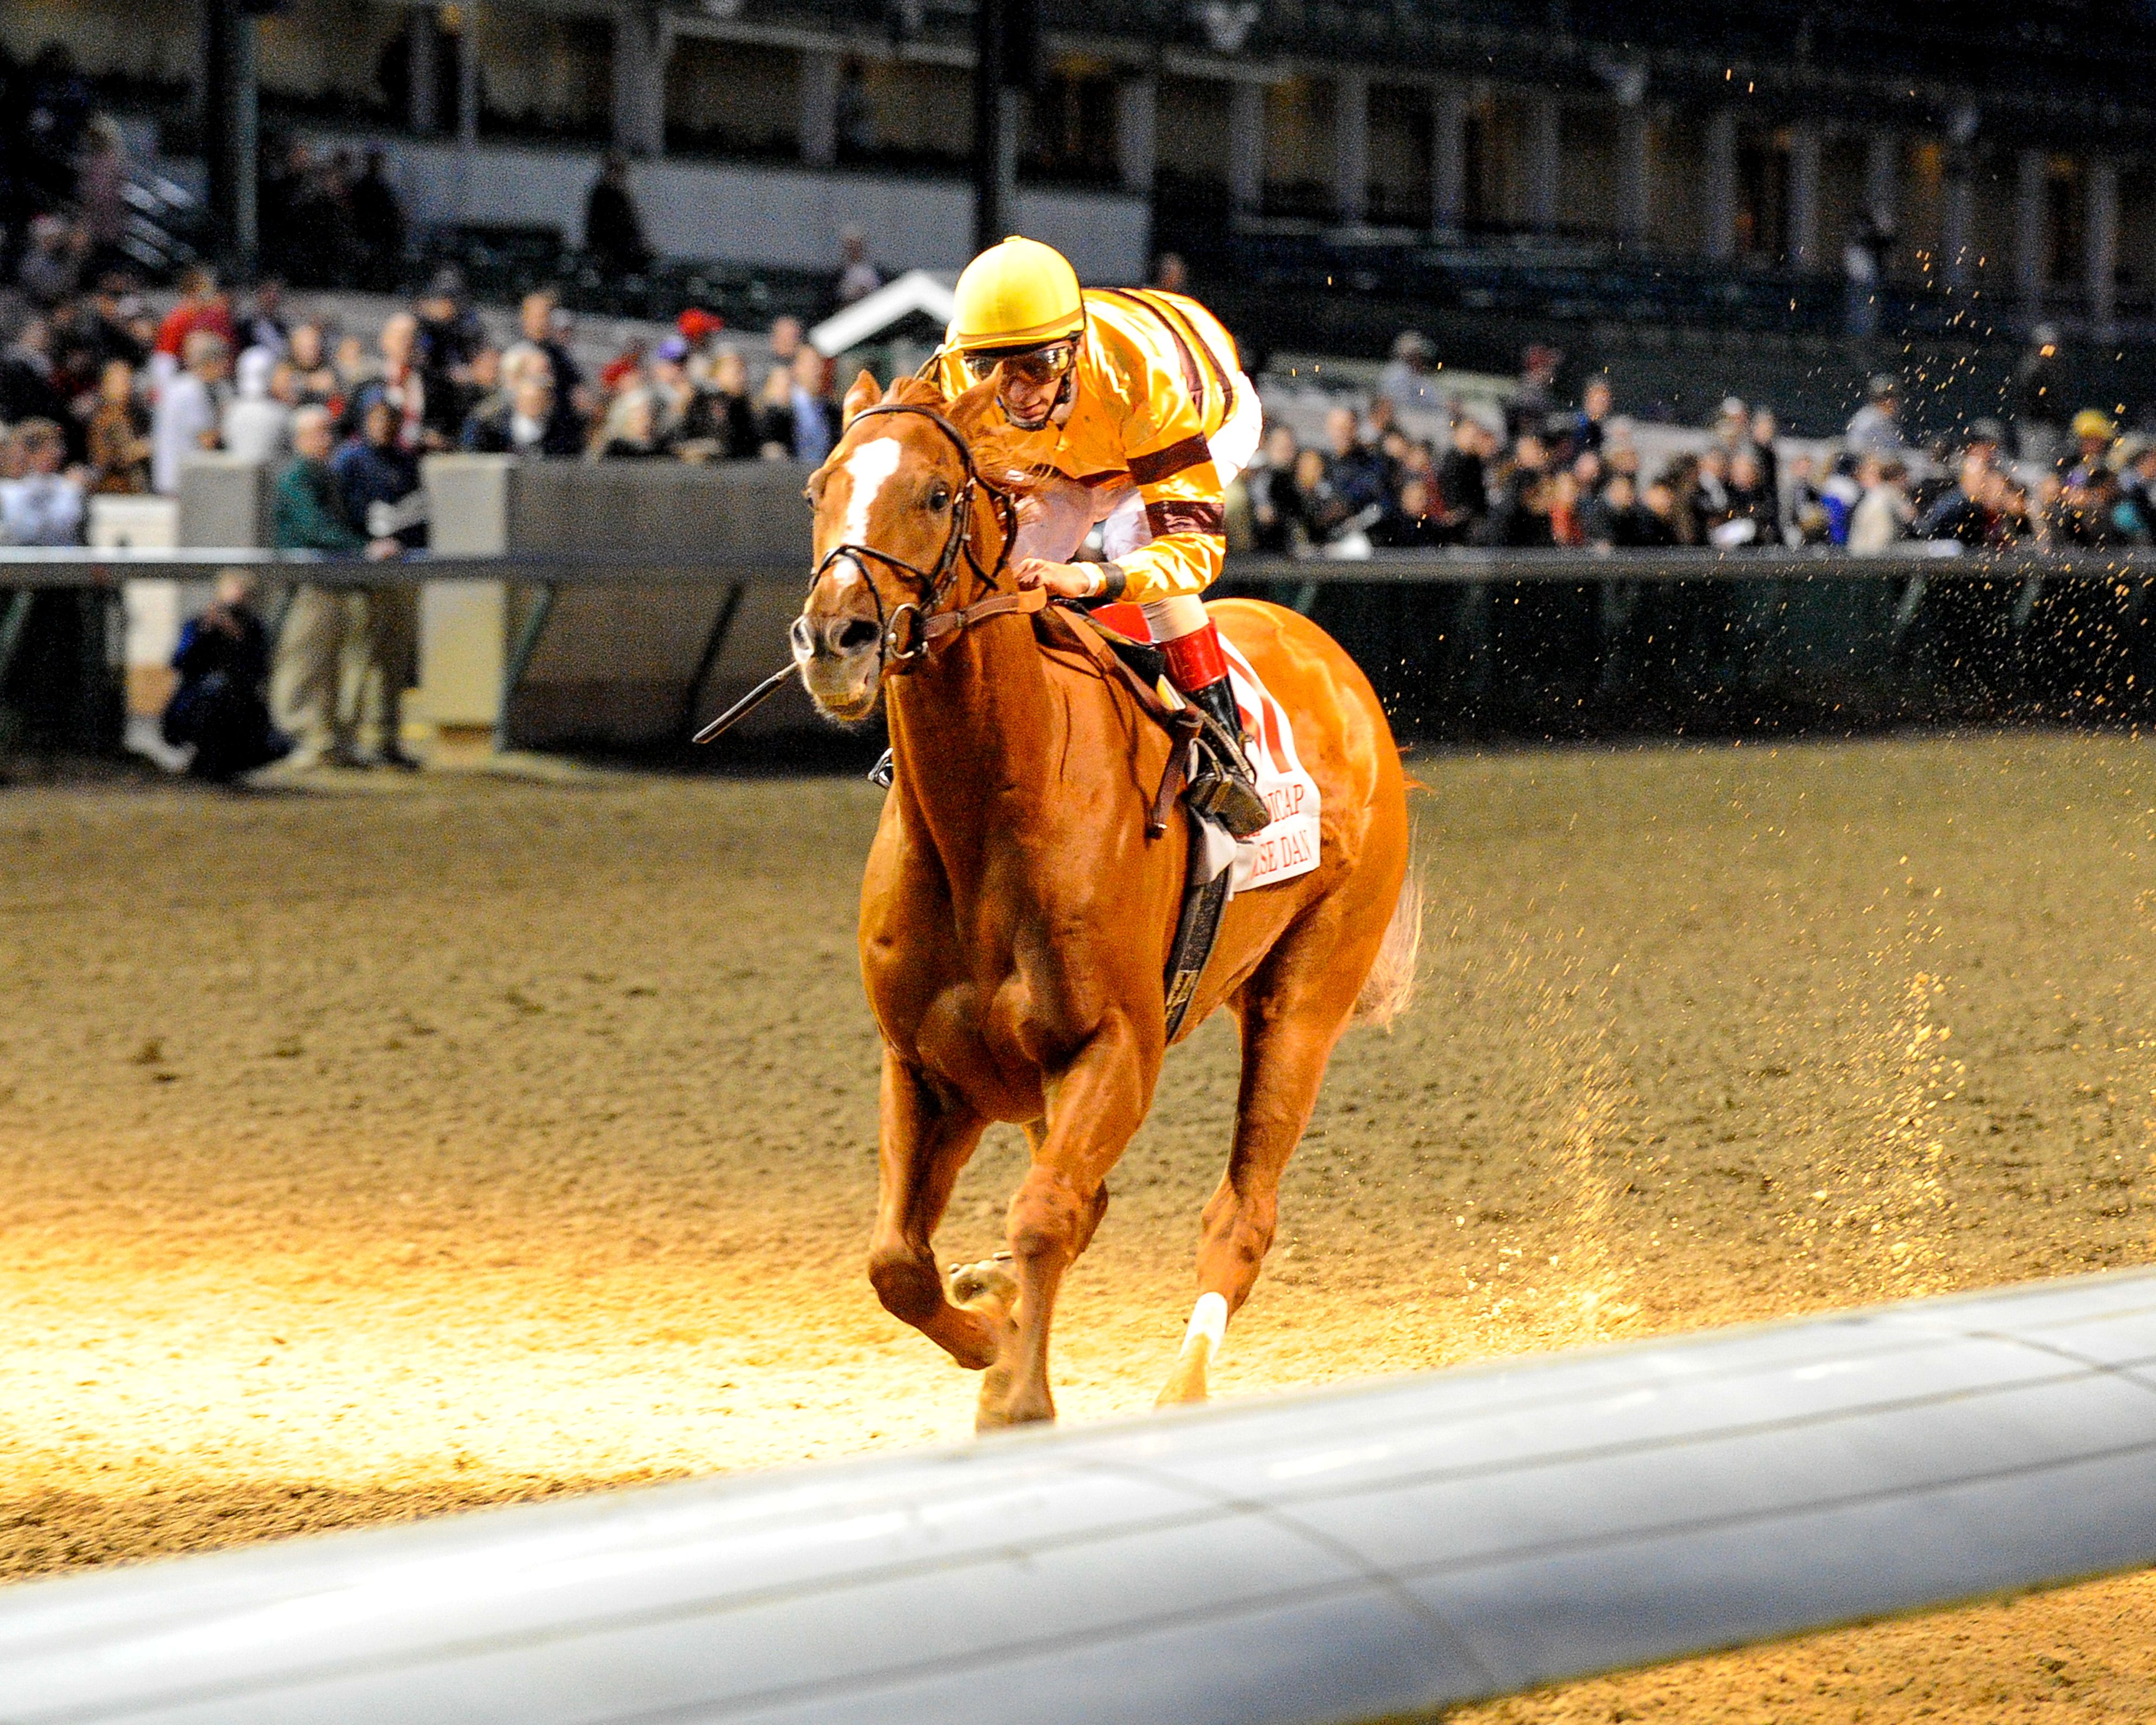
950 236 1083 352
2073 408 2117 441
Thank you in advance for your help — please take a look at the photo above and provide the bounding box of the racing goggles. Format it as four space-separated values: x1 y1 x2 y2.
961 341 1078 388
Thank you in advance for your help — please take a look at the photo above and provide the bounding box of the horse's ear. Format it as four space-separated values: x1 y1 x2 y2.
841 368 882 427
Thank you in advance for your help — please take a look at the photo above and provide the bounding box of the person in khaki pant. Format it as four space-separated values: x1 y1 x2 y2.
268 404 408 768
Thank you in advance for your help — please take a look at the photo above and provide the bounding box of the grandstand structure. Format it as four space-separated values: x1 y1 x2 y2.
29 0 2156 341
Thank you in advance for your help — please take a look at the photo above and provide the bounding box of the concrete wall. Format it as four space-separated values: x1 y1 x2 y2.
292 127 1152 281
422 455 815 750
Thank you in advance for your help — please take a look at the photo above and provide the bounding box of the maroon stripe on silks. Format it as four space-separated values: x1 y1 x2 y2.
1101 287 1205 412
1127 435 1213 487
1144 290 1239 422
1144 499 1225 538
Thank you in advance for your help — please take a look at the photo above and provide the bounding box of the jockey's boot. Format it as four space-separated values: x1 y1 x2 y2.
1163 624 1271 840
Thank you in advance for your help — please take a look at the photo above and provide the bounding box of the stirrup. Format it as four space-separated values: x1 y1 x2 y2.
868 748 894 787
1187 729 1270 838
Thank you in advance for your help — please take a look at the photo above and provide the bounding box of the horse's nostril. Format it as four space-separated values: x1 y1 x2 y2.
837 619 881 651
789 615 814 656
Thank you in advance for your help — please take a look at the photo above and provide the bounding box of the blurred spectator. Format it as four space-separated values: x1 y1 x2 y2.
1848 459 1914 554
0 315 63 423
338 395 429 555
700 346 761 460
2012 324 2063 468
1845 374 1908 458
592 387 666 460
1568 377 1614 454
758 346 836 463
1918 453 1996 546
2065 408 2116 480
676 307 726 384
350 147 407 292
1322 405 1389 519
151 329 229 495
240 279 290 360
161 571 288 783
2053 463 2149 547
1372 475 1448 548
270 404 406 771
1291 446 1344 544
506 288 584 404
1748 406 1780 501
584 152 652 276
1376 331 1443 412
836 227 881 307
1248 425 1306 554
0 419 83 544
351 311 434 450
77 116 128 276
1438 416 1493 538
767 315 805 375
17 214 82 307
151 267 235 389
221 345 291 464
462 353 582 456
86 358 150 493
286 321 339 408
1785 454 1832 545
1714 448 1778 547
836 57 875 156
23 42 90 207
332 400 423 767
1509 343 1561 437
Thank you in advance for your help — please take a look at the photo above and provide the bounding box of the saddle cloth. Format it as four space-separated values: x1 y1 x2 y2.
1209 636 1322 894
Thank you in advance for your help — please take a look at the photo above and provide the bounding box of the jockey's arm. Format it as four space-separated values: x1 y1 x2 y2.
1101 456 1227 604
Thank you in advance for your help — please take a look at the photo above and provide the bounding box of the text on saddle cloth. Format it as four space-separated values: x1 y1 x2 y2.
1209 636 1322 894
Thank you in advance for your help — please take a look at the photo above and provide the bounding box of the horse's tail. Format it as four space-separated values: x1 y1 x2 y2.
1353 856 1423 1029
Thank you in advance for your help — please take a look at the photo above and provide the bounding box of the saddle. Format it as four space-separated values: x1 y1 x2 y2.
864 600 1250 1040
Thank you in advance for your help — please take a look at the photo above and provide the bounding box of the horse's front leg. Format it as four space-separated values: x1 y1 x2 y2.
979 1011 1152 1430
866 1049 1002 1370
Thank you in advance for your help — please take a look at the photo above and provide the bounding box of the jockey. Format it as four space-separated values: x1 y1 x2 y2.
934 235 1270 839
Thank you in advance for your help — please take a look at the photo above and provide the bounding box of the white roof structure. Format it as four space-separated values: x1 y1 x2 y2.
808 270 957 358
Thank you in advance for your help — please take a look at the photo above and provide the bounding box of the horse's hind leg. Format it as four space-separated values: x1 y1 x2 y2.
1158 927 1372 1407
866 1050 1003 1371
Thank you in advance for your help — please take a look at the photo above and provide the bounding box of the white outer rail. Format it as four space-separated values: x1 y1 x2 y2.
6 1270 2156 1725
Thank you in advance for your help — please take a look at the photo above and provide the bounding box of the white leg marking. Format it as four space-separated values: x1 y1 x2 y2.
838 436 905 550
1184 1291 1229 1351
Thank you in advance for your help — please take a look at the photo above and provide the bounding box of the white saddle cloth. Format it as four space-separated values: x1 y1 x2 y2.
1191 636 1323 895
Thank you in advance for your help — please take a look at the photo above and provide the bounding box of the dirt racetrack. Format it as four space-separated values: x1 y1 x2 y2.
4 732 2156 1718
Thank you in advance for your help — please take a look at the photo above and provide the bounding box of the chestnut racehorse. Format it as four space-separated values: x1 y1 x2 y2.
793 371 1416 1429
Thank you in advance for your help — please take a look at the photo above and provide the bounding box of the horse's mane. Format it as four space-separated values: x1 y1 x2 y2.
864 373 1036 496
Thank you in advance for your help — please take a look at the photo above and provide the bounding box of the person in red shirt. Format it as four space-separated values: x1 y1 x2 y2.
152 267 236 364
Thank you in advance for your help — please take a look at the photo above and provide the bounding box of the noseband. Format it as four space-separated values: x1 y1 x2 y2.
811 402 1029 673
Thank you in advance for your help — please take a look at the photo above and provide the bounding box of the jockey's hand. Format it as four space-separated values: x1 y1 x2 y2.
1012 558 1101 599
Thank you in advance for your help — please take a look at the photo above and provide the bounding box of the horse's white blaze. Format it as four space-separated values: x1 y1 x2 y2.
1183 1291 1229 1352
838 436 905 552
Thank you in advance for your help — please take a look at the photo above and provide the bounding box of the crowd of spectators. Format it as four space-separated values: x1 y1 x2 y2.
1236 330 2156 561
0 253 850 549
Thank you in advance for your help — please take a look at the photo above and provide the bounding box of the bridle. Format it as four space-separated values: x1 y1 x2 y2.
810 401 1029 674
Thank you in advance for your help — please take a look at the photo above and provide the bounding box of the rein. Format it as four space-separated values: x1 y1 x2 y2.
810 401 1029 674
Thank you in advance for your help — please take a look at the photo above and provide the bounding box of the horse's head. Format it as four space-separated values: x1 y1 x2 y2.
793 371 1011 723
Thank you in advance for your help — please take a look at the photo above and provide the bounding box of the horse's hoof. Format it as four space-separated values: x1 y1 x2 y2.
976 1375 1055 1432
947 1255 1018 1317
1156 1340 1211 1408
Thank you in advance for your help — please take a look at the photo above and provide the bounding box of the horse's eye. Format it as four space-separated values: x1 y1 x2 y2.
926 486 951 512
